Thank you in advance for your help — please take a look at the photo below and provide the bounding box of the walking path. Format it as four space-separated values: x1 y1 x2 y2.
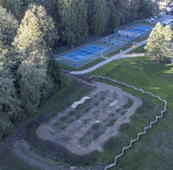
70 40 147 75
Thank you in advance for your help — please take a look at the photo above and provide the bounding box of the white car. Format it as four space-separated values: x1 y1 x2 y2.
151 16 158 19
145 18 151 22
162 20 170 25
150 18 155 21
145 18 155 22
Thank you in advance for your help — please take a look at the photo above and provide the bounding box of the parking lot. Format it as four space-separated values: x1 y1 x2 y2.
151 12 173 27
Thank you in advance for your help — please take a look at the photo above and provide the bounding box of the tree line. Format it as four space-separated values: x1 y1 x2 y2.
0 0 159 47
0 5 62 139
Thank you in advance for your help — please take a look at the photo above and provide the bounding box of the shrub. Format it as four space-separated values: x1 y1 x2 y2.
91 123 100 130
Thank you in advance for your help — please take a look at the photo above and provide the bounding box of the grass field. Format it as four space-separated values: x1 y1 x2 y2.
88 56 173 170
105 44 132 58
135 35 148 42
22 54 165 168
1 54 173 170
23 78 163 168
127 44 146 54
58 58 105 71
0 146 41 170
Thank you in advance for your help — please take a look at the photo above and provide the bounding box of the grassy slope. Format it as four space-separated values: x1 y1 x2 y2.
127 44 146 54
89 56 173 170
0 147 41 170
58 58 105 71
105 44 132 58
0 76 94 170
1 56 173 170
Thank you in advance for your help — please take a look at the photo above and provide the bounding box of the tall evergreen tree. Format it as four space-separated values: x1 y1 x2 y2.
56 0 88 46
0 7 21 134
0 49 22 138
107 0 120 32
0 0 29 20
129 0 140 22
13 12 52 113
87 0 109 36
0 6 19 75
27 4 59 48
0 6 19 48
74 0 88 43
138 0 159 18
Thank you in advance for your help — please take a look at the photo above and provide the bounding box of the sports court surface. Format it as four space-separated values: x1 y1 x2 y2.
99 25 153 46
58 45 106 68
56 24 153 68
128 26 152 34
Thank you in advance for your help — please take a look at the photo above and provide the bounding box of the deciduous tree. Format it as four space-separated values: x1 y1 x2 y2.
145 22 173 63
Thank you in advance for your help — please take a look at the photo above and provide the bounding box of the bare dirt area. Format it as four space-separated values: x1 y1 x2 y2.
37 82 142 155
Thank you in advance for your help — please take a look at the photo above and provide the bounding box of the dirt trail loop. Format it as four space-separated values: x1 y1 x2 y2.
14 141 66 170
37 82 142 155
14 140 102 170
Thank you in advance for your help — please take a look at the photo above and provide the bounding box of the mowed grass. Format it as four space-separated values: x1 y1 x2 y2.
89 56 173 170
58 58 105 71
105 43 132 58
127 44 146 54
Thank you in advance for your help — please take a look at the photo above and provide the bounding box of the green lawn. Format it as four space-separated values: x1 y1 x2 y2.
105 44 132 58
105 36 148 58
127 44 146 54
88 56 173 170
0 147 41 170
23 56 167 167
135 35 148 42
58 58 105 71
1 56 173 169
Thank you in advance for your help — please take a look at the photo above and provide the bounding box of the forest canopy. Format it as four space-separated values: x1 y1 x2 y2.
0 0 159 46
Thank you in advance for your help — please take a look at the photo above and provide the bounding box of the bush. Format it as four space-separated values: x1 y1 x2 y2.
91 123 100 130
119 123 131 133
106 118 117 127
103 136 122 150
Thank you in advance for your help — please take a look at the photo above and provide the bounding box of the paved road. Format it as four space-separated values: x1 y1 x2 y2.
70 40 147 75
152 12 173 27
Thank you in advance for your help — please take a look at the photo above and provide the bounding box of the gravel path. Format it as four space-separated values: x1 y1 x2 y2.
70 40 147 75
37 82 142 155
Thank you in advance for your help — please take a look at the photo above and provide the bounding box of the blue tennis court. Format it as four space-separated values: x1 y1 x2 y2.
135 26 152 31
119 36 133 42
111 39 128 46
59 45 106 68
64 51 93 61
109 35 120 39
108 35 133 42
129 29 146 34
64 45 105 61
